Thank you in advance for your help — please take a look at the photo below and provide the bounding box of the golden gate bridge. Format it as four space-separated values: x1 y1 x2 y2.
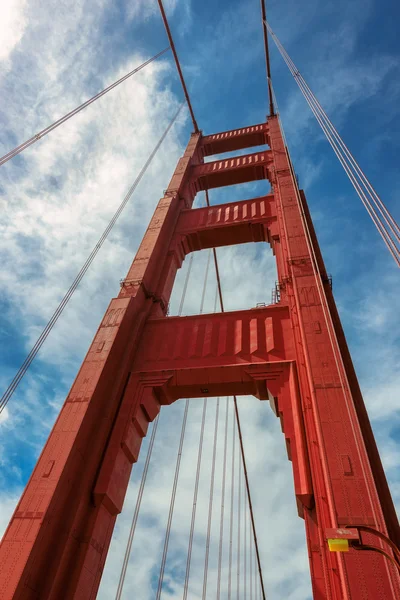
0 1 399 598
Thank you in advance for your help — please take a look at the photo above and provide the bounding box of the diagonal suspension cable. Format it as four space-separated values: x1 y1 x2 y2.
267 23 400 246
115 414 160 600
0 103 183 415
260 0 275 116
0 48 170 167
265 21 400 267
271 35 400 266
205 190 267 600
157 0 199 132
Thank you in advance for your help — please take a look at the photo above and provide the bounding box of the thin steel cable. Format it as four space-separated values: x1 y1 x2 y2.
0 103 184 415
115 414 160 599
233 397 267 600
200 249 212 314
216 397 230 600
182 399 208 600
156 398 190 600
299 82 400 266
244 485 247 597
157 0 198 132
182 236 211 598
250 512 253 600
205 191 225 311
0 49 170 167
266 21 400 266
267 24 400 245
117 200 194 597
279 46 400 262
292 74 400 265
213 283 219 314
205 188 267 599
237 446 242 600
259 0 275 116
178 253 194 316
202 397 220 600
228 408 236 600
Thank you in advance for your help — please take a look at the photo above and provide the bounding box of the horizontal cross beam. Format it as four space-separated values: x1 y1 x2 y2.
175 194 278 253
201 122 270 156
191 150 272 193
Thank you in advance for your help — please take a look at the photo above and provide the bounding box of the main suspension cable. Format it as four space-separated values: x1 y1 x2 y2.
0 48 170 167
268 24 400 245
0 103 183 415
157 0 199 132
259 0 275 116
115 414 160 600
205 189 267 599
266 21 400 267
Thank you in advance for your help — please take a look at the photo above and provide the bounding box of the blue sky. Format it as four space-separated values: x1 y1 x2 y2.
0 0 399 598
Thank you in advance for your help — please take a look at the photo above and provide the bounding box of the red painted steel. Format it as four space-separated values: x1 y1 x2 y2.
174 194 278 253
201 122 269 156
1 117 399 600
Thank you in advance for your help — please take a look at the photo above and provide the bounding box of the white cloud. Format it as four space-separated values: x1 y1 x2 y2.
0 0 27 65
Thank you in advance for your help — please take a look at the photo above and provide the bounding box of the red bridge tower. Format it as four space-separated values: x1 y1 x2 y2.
0 116 399 599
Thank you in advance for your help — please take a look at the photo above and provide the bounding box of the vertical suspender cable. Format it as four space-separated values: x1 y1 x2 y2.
178 254 194 316
200 249 212 314
155 399 190 600
157 0 199 132
155 240 196 598
202 397 220 599
115 414 160 600
237 447 242 600
228 411 236 600
244 485 247 597
206 187 267 599
216 397 230 600
233 398 267 600
182 399 208 599
250 510 253 600
182 237 214 598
